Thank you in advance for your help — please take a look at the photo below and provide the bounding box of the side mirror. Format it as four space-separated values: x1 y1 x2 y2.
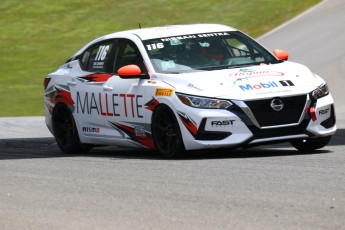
117 65 149 79
273 49 289 61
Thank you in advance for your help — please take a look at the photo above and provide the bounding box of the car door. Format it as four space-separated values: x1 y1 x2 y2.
99 39 151 145
70 39 117 140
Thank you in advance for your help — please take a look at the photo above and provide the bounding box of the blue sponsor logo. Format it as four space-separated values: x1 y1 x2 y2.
239 81 279 91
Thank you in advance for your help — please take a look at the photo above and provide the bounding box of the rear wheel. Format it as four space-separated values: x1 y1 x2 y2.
52 104 92 154
152 105 185 158
290 136 332 152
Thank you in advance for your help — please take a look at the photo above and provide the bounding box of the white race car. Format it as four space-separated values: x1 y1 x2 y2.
44 24 336 157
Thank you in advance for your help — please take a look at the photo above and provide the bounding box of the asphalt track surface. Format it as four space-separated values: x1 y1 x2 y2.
1 1 345 229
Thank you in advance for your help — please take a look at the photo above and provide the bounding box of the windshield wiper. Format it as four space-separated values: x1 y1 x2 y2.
227 64 252 69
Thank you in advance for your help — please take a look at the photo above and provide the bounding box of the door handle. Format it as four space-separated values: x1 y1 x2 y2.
67 80 77 86
103 85 113 91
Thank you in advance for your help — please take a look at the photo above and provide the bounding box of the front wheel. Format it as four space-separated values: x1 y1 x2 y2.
151 105 185 158
52 104 92 154
290 136 332 152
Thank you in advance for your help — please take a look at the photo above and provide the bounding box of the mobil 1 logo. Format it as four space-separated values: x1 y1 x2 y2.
239 80 294 91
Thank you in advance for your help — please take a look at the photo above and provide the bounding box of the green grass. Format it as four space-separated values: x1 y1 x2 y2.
0 0 320 116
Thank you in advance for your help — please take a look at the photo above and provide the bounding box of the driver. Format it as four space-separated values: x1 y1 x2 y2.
200 41 226 61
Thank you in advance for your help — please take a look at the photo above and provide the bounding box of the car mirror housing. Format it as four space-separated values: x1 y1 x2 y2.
117 65 149 79
273 49 289 61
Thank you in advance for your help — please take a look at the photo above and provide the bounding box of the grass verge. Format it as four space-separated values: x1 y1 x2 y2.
0 0 319 116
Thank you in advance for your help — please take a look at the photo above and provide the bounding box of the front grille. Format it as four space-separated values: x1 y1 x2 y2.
248 119 310 139
245 95 307 127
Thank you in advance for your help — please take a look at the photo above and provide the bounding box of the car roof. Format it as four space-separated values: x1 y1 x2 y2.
71 24 238 59
104 24 237 40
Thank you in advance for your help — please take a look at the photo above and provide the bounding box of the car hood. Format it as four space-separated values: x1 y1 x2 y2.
157 61 324 100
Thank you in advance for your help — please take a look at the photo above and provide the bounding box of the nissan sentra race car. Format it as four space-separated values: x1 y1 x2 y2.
44 24 337 157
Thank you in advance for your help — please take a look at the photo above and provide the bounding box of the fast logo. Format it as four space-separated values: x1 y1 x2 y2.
239 80 294 91
211 120 234 126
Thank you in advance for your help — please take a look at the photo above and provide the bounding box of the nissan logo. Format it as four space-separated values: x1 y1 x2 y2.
270 98 284 111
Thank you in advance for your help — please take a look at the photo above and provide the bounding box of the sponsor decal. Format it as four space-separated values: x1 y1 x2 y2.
239 80 294 91
279 80 294 86
160 32 230 42
205 118 235 132
76 92 143 118
177 111 198 137
134 125 147 137
109 122 155 149
211 120 235 126
239 81 278 91
147 33 230 51
196 32 230 38
155 88 174 97
230 68 285 84
82 127 100 133
319 108 330 115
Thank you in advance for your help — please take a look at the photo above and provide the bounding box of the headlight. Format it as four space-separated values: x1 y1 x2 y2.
312 83 329 99
177 93 232 109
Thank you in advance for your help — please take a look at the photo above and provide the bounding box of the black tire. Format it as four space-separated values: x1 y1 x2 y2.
152 105 185 158
52 103 92 154
290 136 332 152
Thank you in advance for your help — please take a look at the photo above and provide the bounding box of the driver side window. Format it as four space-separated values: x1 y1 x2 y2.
114 39 146 73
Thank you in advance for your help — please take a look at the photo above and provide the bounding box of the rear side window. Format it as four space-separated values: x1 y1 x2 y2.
81 41 114 73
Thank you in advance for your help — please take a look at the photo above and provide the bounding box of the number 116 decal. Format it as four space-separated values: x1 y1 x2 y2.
146 43 164 50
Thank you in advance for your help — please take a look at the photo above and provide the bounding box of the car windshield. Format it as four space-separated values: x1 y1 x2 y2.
142 31 279 74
